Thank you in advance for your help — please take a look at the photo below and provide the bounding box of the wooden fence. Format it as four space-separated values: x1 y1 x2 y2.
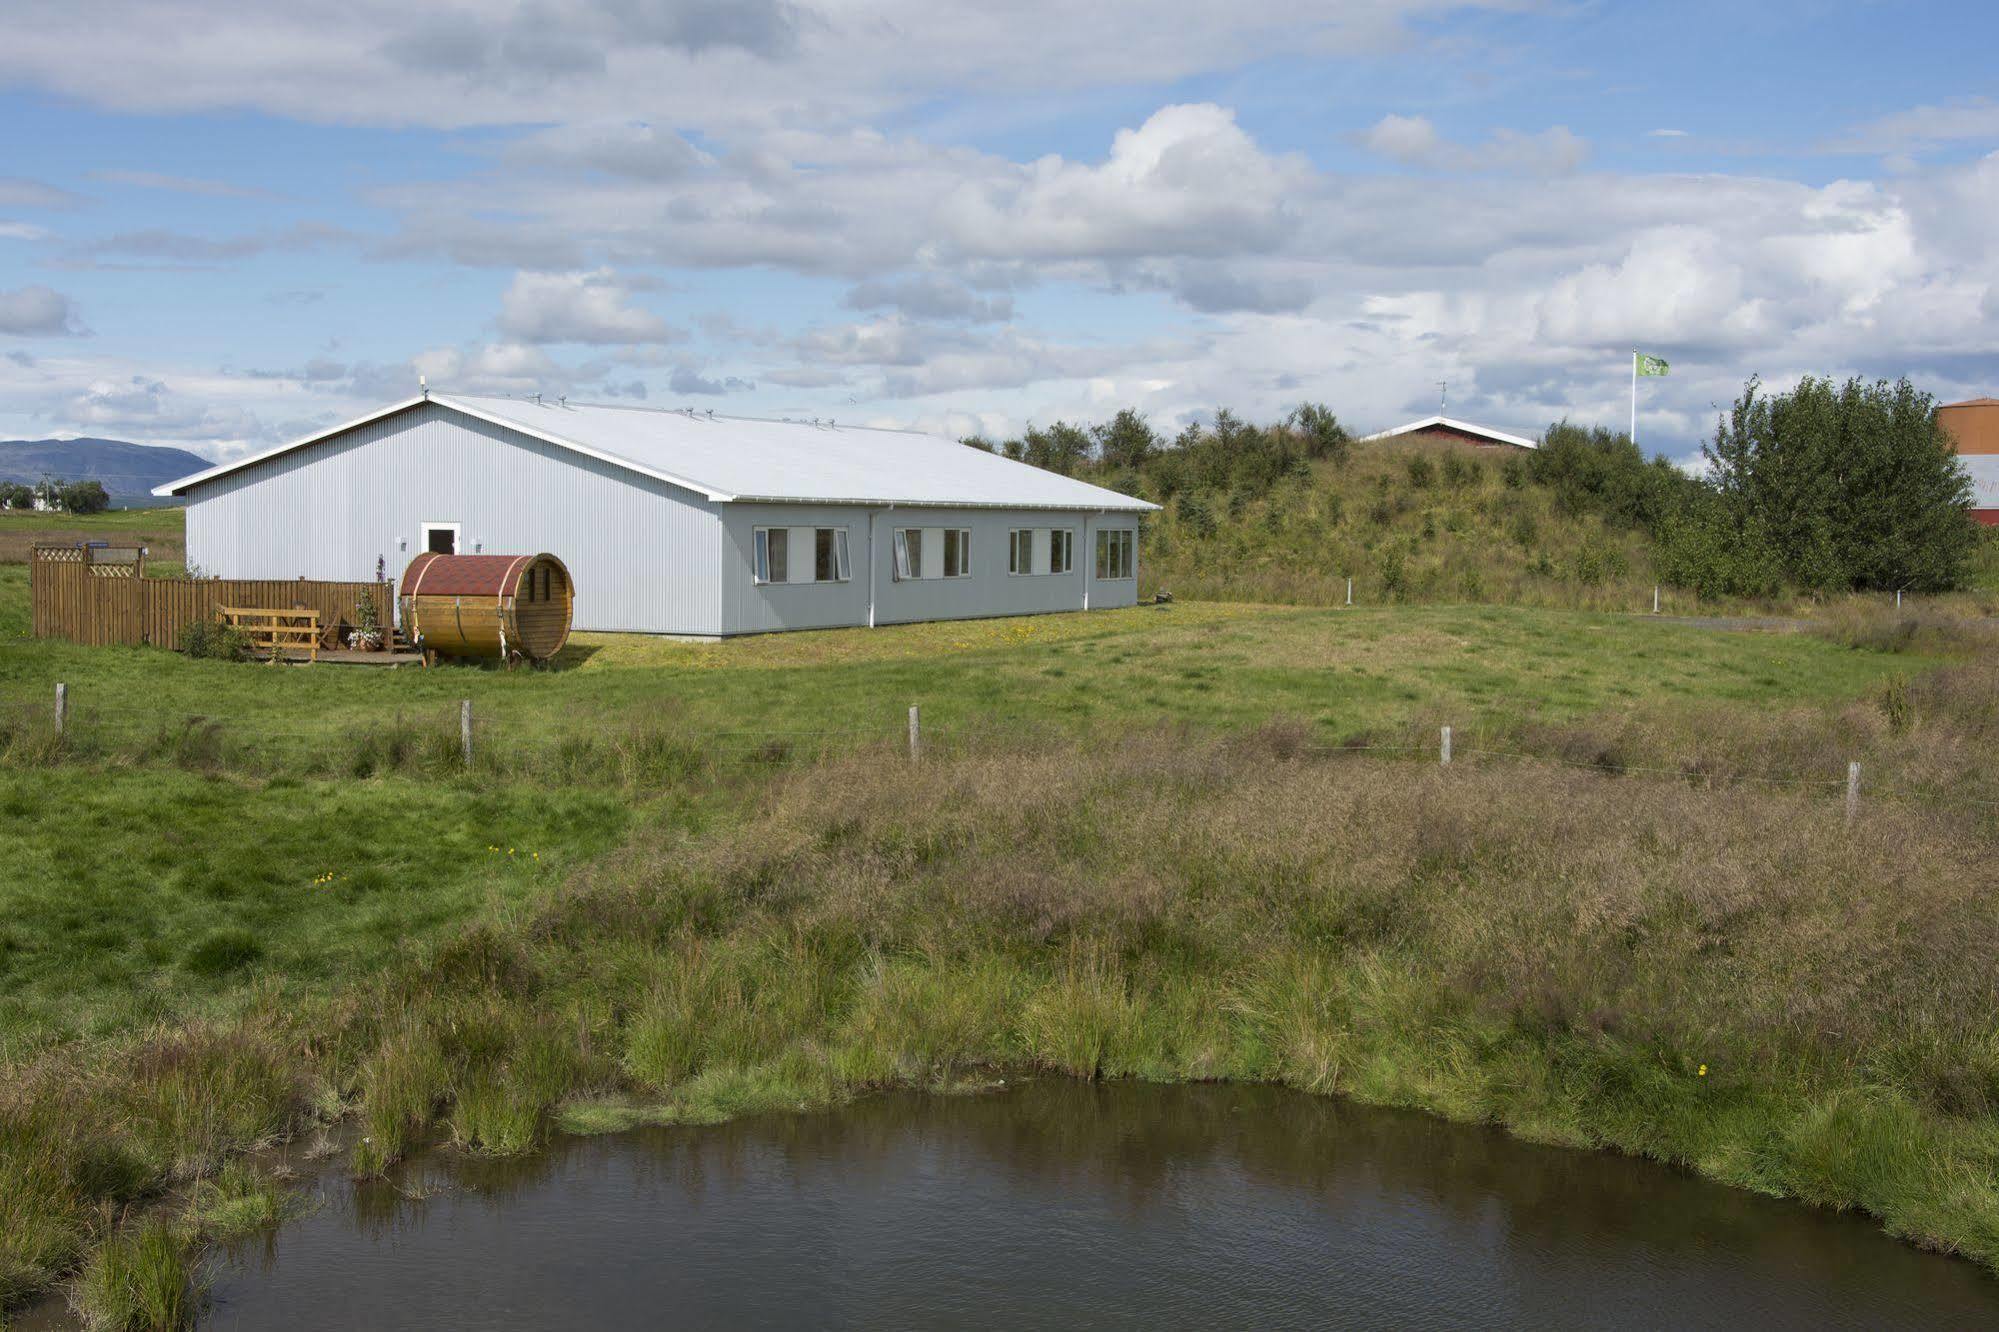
31 547 393 651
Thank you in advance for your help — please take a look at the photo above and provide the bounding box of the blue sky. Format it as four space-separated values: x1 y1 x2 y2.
3 0 1997 467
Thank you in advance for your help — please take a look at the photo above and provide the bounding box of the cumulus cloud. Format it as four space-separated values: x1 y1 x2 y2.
503 122 712 180
844 273 1012 322
940 104 1309 261
1359 114 1588 173
496 268 682 344
0 1 1508 132
668 366 754 395
0 285 86 336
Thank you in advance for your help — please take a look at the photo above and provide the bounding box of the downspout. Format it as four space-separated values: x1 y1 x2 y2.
869 505 888 628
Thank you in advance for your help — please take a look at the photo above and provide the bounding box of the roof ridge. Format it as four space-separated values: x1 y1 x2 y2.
443 392 933 438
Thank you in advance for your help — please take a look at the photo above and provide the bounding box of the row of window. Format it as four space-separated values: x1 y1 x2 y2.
751 525 1134 585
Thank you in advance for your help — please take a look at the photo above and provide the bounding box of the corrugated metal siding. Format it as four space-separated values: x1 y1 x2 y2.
718 504 1140 635
184 403 725 634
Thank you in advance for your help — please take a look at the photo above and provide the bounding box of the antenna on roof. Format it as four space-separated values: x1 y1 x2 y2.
706 409 714 419
558 394 567 407
533 391 542 405
419 374 428 401
1437 380 1447 411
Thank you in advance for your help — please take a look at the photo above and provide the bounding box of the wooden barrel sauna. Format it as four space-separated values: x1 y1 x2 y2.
399 552 573 662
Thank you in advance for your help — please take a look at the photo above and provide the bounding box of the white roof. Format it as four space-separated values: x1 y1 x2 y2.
155 393 1157 511
1359 415 1538 450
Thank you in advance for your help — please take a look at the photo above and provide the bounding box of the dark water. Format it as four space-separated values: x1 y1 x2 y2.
197 1082 1996 1330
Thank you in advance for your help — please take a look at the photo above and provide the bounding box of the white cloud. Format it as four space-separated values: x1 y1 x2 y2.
940 104 1309 261
0 222 51 241
1826 97 1999 156
0 285 86 336
1360 114 1588 173
496 268 681 344
1646 128 1689 139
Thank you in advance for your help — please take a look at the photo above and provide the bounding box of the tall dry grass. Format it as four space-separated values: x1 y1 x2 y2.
7 712 1999 1318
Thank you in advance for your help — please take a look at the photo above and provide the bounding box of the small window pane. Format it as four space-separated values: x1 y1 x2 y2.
768 528 788 584
834 529 850 581
816 528 836 581
754 529 770 583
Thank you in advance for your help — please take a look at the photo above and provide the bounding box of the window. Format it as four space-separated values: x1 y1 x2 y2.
1095 528 1134 580
815 528 850 582
754 527 850 585
1009 528 1074 576
894 527 970 580
422 522 459 555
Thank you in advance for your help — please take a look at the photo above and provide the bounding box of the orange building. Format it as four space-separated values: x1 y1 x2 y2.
1938 398 1999 526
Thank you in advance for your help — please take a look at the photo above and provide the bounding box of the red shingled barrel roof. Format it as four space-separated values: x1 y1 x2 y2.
401 552 537 598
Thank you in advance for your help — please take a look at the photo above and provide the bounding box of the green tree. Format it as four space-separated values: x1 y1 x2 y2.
1705 376 1975 592
1285 402 1350 464
1092 408 1158 469
60 480 112 514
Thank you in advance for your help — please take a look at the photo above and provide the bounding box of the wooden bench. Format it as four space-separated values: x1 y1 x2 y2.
219 605 321 662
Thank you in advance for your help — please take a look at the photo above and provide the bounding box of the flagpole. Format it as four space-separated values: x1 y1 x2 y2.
1630 349 1637 445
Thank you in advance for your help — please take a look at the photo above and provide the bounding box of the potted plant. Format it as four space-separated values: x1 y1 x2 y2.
350 588 384 652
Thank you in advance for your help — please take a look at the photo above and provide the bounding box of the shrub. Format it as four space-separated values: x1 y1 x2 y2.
176 620 249 661
1405 456 1435 490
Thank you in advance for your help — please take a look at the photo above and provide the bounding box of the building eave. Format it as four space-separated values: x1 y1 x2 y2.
1358 415 1539 450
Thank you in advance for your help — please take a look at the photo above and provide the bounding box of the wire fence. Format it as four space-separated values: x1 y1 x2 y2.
4 683 1997 819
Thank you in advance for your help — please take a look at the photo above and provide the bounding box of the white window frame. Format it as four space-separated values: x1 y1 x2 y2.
1095 528 1134 580
755 525 851 585
1008 528 1032 576
420 522 461 556
1050 528 1074 575
893 528 918 580
942 527 972 579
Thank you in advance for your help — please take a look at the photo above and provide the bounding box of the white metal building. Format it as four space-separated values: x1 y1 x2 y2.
154 394 1156 636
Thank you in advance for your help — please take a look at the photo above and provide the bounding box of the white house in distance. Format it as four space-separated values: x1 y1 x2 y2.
1360 415 1538 450
153 394 1156 637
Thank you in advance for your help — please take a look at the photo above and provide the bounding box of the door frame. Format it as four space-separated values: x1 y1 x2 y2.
421 521 461 555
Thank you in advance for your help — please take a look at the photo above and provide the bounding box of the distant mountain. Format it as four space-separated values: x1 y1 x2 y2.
0 437 211 507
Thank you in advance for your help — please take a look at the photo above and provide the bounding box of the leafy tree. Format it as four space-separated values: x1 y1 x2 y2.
959 434 995 453
0 481 32 509
1529 421 1693 530
1175 492 1216 539
1092 408 1158 469
1285 402 1350 464
59 480 111 514
1704 376 1975 592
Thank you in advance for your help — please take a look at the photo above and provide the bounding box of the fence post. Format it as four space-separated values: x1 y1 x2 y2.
1653 585 1660 614
1346 577 1353 607
54 682 66 737
1440 725 1452 766
1895 589 1903 610
908 704 920 762
1846 760 1860 826
460 699 474 768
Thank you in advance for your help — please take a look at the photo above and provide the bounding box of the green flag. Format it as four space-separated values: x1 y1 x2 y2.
1635 352 1669 377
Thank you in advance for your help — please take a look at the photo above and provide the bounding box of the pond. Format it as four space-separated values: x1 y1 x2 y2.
187 1081 1999 1327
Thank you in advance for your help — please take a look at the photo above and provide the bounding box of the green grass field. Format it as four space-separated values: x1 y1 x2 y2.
3 544 1997 1318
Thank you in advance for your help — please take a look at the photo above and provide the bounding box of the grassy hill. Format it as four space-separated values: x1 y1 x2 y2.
1138 437 1669 612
